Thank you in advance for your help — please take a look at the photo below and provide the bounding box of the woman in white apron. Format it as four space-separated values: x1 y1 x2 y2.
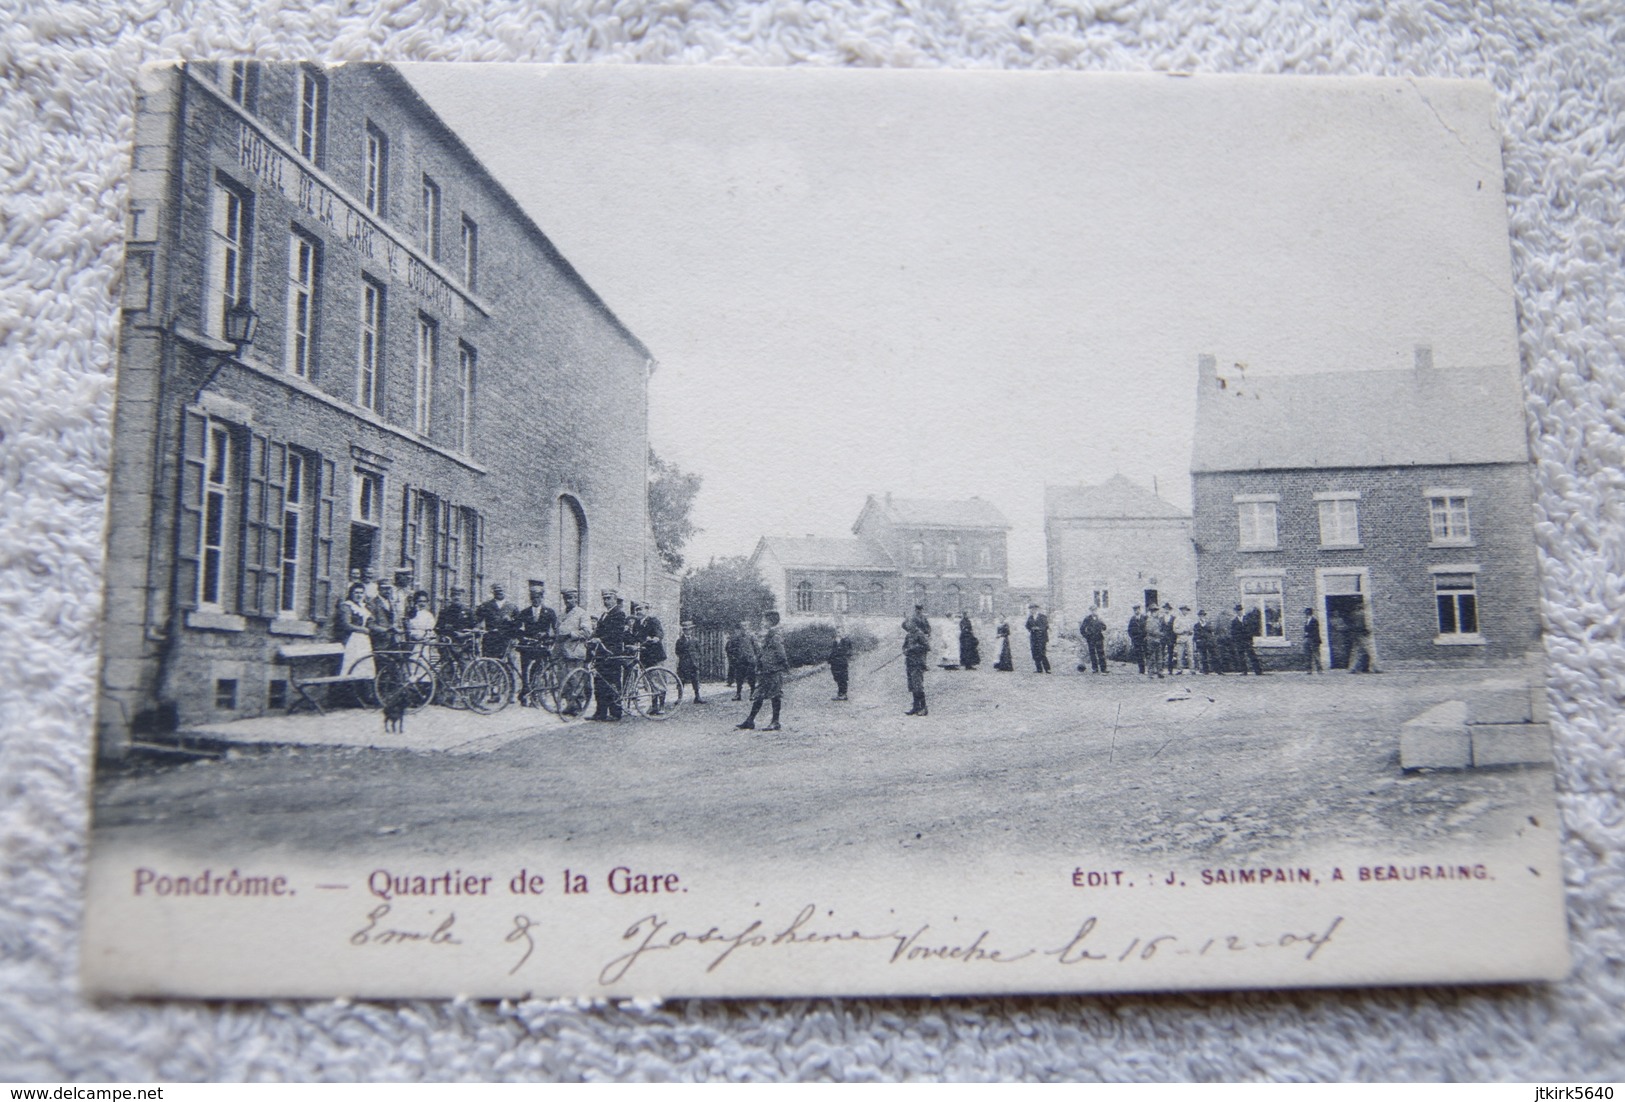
336 583 374 678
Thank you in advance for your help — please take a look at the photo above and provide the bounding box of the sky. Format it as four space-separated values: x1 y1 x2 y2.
402 66 1521 583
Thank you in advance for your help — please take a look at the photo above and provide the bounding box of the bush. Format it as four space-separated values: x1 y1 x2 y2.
781 622 879 668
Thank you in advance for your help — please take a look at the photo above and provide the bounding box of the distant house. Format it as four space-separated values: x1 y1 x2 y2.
1044 475 1195 624
750 494 1013 618
1189 350 1539 668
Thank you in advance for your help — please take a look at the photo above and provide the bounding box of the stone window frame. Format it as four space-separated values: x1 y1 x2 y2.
1425 487 1474 547
1233 493 1280 552
1313 490 1362 549
1429 563 1485 645
1236 568 1289 646
285 227 319 380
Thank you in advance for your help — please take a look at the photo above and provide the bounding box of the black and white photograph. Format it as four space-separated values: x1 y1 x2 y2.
80 61 1568 999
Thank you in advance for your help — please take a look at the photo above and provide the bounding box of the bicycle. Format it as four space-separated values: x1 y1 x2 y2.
559 641 685 721
427 629 515 714
512 640 579 714
367 642 437 715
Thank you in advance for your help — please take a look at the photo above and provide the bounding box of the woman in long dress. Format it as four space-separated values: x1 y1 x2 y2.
993 616 1014 671
959 612 981 670
337 582 374 679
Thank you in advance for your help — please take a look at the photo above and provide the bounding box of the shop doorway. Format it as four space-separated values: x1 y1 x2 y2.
1318 569 1371 670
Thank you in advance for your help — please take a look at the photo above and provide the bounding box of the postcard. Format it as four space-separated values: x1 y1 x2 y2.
82 63 1567 998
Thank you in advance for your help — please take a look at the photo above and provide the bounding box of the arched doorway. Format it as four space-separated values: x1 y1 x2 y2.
558 494 586 597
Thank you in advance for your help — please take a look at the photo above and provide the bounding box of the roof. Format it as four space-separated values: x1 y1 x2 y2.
853 495 1011 533
753 536 898 571
1045 475 1188 521
1191 363 1529 473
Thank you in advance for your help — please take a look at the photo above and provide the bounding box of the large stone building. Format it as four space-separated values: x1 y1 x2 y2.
99 63 659 753
1189 351 1539 669
750 494 1014 619
1044 475 1195 623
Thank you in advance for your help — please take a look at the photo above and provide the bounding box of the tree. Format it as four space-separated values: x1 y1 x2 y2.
681 556 776 629
648 447 702 574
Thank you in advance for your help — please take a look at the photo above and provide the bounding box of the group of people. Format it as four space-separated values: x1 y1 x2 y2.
333 568 707 719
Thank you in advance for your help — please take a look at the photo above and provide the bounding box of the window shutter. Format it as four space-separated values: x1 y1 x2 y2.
313 455 336 622
175 408 209 611
435 498 452 603
241 431 280 616
446 503 463 599
472 509 485 599
400 483 417 580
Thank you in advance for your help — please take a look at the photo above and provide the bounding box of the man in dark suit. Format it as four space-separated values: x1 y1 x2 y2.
1025 604 1051 673
1231 603 1264 675
475 584 518 656
590 588 631 720
1303 606 1324 674
1080 608 1108 673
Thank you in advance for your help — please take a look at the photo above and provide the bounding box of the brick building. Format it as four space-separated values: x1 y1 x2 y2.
1044 475 1195 624
749 494 1013 619
99 62 659 753
1189 351 1539 669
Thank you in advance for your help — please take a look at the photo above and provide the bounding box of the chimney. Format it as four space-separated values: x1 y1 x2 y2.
1197 353 1217 388
1414 344 1434 373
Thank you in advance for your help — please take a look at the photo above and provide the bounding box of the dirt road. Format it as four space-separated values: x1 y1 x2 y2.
93 660 1554 865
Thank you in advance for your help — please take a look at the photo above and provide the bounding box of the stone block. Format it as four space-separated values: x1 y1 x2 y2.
1471 722 1552 767
1465 681 1534 724
1400 700 1470 770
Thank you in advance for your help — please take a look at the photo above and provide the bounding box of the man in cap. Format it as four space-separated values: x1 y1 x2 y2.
1079 606 1108 674
1192 609 1221 674
475 584 518 656
1126 605 1147 674
1025 603 1051 673
589 588 631 720
737 610 788 731
436 586 475 639
674 620 704 704
902 604 932 716
1169 603 1192 674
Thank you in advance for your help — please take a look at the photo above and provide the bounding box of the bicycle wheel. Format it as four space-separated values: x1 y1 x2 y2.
345 657 380 708
630 667 683 721
375 656 436 714
555 668 592 718
463 657 514 715
526 659 563 712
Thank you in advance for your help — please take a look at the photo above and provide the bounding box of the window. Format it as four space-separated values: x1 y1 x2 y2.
1239 576 1285 642
461 215 478 290
909 541 925 567
559 495 586 597
869 581 885 612
945 583 962 611
206 179 251 340
200 422 233 608
975 546 992 569
832 583 849 613
219 61 255 108
358 278 384 411
420 175 441 259
944 542 959 569
796 580 814 613
354 470 382 526
364 124 388 216
1316 495 1360 547
285 231 318 378
456 342 476 453
1434 571 1481 640
296 67 326 165
1235 496 1279 550
414 315 437 435
1428 491 1473 545
1092 587 1110 609
279 451 306 615
978 586 994 614
912 582 928 610
215 679 238 710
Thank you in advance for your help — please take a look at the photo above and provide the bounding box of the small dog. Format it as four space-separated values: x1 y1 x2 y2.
383 693 408 734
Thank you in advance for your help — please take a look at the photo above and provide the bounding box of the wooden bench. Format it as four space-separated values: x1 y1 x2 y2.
277 642 370 715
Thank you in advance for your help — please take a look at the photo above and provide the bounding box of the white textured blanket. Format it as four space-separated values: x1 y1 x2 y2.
1 0 1621 1082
